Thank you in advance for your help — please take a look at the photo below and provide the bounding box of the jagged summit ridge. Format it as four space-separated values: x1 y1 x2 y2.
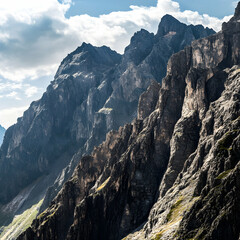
55 42 121 79
123 29 154 66
157 14 185 36
157 14 215 38
232 1 240 20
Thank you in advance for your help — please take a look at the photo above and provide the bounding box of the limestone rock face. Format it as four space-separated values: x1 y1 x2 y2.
0 44 121 205
17 4 240 240
137 80 161 120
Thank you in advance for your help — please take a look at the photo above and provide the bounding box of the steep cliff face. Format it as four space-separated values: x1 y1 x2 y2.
0 15 214 237
0 44 121 236
0 125 5 146
124 10 240 239
0 44 121 206
17 4 240 240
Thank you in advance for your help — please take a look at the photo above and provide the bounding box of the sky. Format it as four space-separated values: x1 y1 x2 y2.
0 0 236 129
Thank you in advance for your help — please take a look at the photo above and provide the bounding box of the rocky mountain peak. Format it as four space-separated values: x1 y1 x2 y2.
55 43 121 79
157 14 215 40
128 29 153 42
123 29 154 65
222 2 240 34
156 14 185 37
234 2 240 20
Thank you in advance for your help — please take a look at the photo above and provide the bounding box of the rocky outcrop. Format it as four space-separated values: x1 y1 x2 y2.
0 44 121 235
17 3 240 240
0 125 5 146
126 5 240 240
137 80 161 120
136 66 240 240
0 44 121 205
177 105 240 240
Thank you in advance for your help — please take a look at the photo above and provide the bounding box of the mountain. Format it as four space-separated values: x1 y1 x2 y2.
0 16 215 239
17 3 240 240
0 125 5 146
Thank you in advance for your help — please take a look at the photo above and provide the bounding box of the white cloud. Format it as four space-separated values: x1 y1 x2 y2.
6 91 21 100
6 91 17 97
0 106 28 128
0 0 71 24
25 86 38 98
172 11 232 31
0 0 231 83
0 82 22 92
6 91 20 100
232 1 238 8
0 0 233 128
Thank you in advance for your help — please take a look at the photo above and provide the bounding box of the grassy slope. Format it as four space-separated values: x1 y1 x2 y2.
0 199 43 240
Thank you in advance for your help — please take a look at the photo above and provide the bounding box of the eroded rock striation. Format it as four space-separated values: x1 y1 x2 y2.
0 15 214 237
17 3 240 240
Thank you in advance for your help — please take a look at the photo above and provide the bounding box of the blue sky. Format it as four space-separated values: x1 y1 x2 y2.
178 0 235 18
65 0 158 17
0 0 236 128
64 0 235 18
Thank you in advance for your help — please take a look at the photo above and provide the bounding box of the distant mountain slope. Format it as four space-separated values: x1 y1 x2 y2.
0 15 215 239
17 3 240 240
0 125 5 145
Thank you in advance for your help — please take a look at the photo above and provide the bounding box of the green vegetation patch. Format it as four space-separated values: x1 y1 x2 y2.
0 199 43 240
37 209 47 220
37 207 58 227
154 196 201 239
166 196 184 222
153 232 162 240
216 169 232 180
218 129 240 151
97 177 111 191
71 175 79 184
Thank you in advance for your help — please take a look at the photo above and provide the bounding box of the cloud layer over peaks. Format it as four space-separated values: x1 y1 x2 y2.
0 0 231 82
0 0 232 128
